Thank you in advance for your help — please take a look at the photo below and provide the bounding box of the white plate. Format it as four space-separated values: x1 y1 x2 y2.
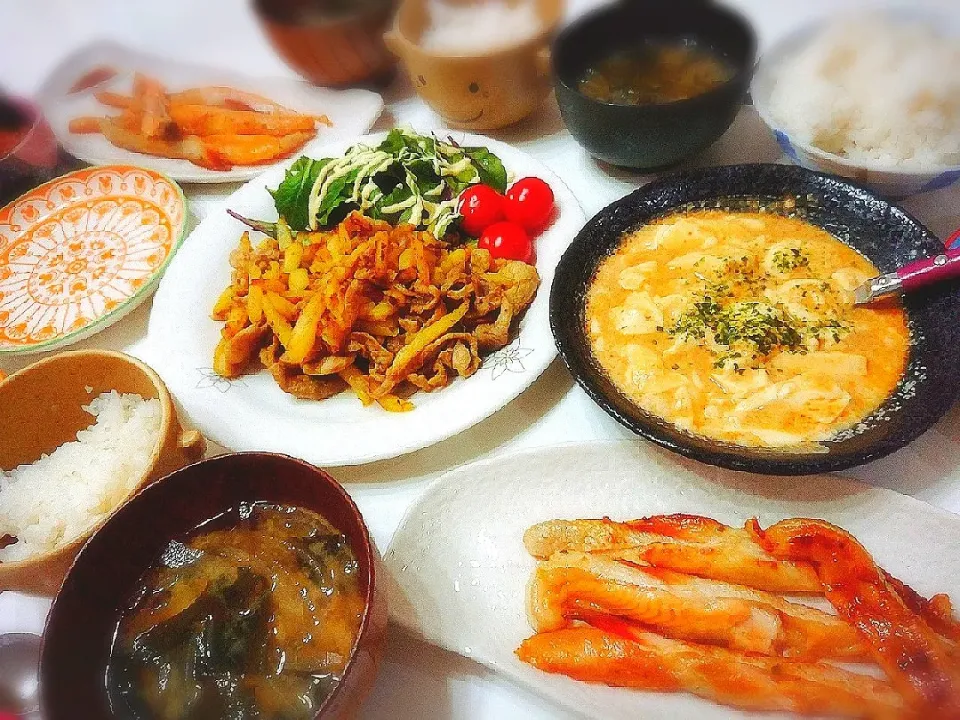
384 440 960 720
142 130 586 465
37 41 384 184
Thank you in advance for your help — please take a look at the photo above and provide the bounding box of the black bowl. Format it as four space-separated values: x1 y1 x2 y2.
551 164 960 475
553 0 756 170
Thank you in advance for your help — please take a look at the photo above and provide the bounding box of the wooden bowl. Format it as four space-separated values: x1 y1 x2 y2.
254 0 398 87
384 0 564 130
41 452 387 720
0 350 204 595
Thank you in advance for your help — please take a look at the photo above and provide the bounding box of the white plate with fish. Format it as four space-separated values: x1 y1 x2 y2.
385 440 960 719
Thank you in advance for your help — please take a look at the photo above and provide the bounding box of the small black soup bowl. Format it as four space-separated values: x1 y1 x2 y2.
553 0 756 170
551 164 960 476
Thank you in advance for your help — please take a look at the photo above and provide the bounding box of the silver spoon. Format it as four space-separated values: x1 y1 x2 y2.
0 633 41 716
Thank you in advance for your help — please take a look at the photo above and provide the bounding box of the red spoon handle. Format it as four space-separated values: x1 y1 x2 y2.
898 246 960 292
947 228 960 249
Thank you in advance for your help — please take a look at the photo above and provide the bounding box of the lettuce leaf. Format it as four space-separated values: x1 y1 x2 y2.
268 157 328 230
315 166 363 227
464 146 507 193
380 129 438 160
265 131 509 236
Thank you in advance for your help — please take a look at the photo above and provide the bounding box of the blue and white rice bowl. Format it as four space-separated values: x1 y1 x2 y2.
751 8 960 200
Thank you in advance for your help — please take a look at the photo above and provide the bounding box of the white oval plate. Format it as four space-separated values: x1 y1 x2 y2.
384 440 960 720
143 130 585 465
38 42 384 184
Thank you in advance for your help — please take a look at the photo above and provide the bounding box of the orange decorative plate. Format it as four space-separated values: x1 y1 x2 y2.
0 165 186 355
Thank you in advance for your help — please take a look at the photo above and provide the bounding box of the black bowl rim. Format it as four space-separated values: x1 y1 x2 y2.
550 163 959 476
552 0 758 111
40 451 379 720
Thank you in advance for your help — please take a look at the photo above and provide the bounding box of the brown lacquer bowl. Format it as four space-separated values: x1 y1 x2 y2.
40 452 388 719
0 350 204 595
254 0 398 87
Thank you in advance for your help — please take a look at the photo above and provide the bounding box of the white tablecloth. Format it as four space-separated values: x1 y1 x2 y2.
2 0 960 717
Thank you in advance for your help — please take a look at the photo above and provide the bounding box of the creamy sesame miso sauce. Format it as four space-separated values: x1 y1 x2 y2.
586 210 910 448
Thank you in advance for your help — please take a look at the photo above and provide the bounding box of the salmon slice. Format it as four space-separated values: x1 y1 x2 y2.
169 86 294 114
97 119 211 167
524 515 821 593
882 569 960 643
93 90 132 109
132 72 174 139
169 85 330 126
530 551 865 660
517 624 903 720
753 518 960 717
201 132 315 167
168 104 318 137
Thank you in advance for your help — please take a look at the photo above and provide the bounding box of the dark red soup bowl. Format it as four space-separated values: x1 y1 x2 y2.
40 452 387 720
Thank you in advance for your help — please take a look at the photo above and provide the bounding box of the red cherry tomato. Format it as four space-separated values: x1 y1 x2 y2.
478 222 533 264
504 177 554 232
458 185 505 237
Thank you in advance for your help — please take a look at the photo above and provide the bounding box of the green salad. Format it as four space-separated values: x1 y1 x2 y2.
268 129 508 238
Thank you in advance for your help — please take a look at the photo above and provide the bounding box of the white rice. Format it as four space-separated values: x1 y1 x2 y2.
420 0 542 53
768 13 960 168
0 391 161 562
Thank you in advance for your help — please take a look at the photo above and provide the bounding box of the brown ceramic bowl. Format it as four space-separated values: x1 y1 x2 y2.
254 0 398 87
385 0 564 130
40 452 388 720
0 350 204 595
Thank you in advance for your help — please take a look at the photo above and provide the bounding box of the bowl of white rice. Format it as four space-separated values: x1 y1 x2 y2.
752 9 960 199
0 350 205 595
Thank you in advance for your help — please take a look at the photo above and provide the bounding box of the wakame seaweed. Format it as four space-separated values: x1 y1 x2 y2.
107 503 365 720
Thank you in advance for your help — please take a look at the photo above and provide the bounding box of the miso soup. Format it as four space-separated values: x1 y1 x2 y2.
106 502 365 720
